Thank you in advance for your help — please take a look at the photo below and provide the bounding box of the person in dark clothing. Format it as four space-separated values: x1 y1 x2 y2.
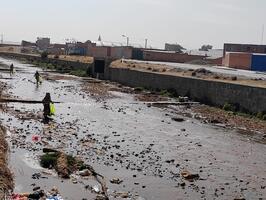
42 93 52 123
10 63 14 75
34 71 41 86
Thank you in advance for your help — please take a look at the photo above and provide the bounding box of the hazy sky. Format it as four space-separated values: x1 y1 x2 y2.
1 0 266 49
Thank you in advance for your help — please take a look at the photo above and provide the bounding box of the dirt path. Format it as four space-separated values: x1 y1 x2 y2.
0 56 266 199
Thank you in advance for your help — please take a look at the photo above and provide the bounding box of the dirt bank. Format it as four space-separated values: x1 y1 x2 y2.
0 125 13 198
192 105 266 139
0 81 13 198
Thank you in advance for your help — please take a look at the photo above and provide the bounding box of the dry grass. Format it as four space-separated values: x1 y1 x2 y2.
49 55 93 64
56 152 69 178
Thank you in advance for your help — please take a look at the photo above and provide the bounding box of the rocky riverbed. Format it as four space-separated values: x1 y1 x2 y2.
0 57 265 200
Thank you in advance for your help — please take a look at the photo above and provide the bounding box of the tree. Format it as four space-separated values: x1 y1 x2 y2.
199 45 213 51
41 51 48 59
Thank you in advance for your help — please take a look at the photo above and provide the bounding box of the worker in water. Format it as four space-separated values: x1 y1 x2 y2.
10 63 14 75
42 93 53 123
34 71 41 86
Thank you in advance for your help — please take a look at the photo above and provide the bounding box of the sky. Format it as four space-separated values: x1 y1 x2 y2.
1 0 266 49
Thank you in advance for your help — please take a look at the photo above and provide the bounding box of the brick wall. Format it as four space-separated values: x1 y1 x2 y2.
222 53 251 70
143 50 205 63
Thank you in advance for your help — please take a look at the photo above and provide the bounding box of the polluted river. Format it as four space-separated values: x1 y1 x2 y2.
0 56 266 200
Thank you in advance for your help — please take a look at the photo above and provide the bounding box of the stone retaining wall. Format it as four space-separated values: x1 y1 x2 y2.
106 67 266 113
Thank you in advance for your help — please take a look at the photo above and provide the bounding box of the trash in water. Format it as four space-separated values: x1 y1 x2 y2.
181 170 199 182
110 178 123 184
11 186 64 200
92 185 101 193
32 135 41 142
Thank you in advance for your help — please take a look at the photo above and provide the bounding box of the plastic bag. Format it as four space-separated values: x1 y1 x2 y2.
49 103 55 116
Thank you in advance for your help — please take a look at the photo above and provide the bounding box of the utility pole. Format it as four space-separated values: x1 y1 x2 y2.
126 37 129 46
1 34 3 44
122 35 129 46
261 24 264 45
145 39 148 49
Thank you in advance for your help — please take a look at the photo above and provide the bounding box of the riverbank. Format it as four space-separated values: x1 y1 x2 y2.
0 52 92 77
0 81 13 198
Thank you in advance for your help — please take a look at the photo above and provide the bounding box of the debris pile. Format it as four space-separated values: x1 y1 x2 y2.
40 149 109 199
11 187 63 200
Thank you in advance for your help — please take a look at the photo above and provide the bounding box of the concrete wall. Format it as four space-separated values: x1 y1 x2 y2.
106 67 266 113
143 50 205 63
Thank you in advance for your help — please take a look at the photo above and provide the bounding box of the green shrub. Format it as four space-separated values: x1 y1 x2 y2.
41 51 49 59
40 153 58 168
256 111 266 120
134 87 145 92
47 63 55 69
69 69 88 77
159 89 171 97
223 102 238 112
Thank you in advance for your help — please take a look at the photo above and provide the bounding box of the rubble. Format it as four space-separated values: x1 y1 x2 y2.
110 178 123 184
181 170 200 182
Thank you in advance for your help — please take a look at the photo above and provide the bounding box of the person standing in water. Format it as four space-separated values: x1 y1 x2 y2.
10 63 14 75
34 71 41 86
42 93 53 123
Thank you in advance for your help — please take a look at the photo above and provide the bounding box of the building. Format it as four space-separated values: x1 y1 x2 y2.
165 43 184 52
87 46 132 59
36 37 50 51
143 50 205 63
222 52 252 70
222 52 266 72
66 40 96 55
222 43 266 71
223 43 266 56
47 43 66 55
21 40 36 47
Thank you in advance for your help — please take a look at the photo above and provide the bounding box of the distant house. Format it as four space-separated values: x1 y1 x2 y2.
223 43 266 56
66 41 96 55
165 43 185 53
47 43 66 55
36 37 50 51
21 40 36 47
87 45 133 59
223 43 266 71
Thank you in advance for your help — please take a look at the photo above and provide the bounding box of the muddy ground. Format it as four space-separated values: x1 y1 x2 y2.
0 57 266 200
